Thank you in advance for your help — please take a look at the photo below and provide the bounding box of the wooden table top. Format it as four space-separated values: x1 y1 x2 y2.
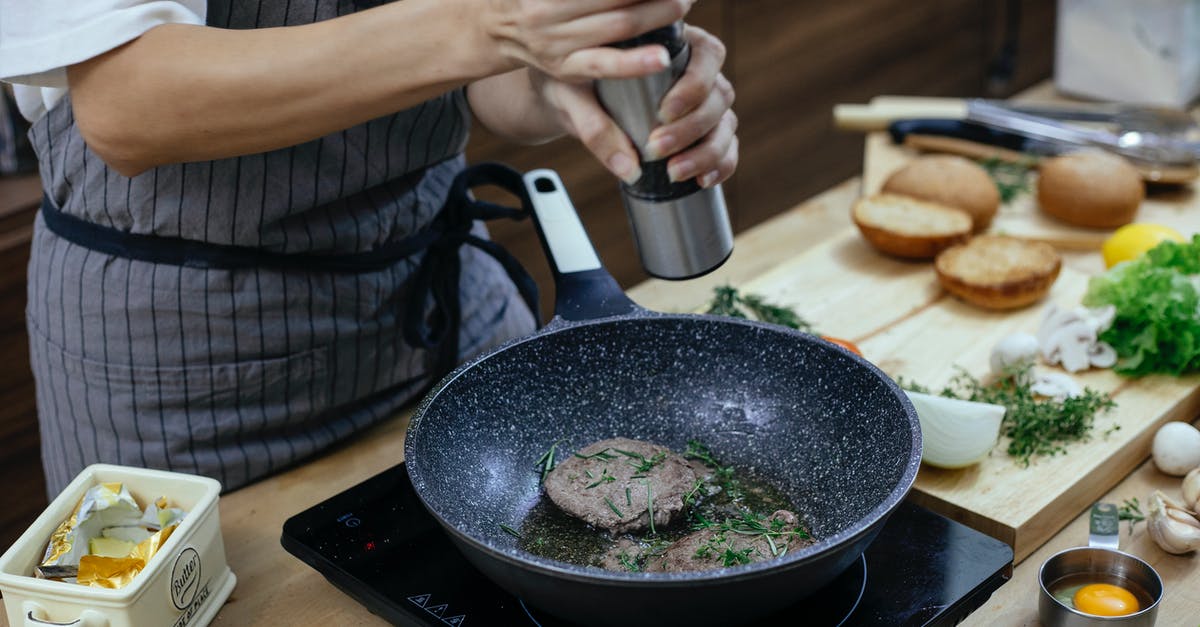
5 94 1200 626
197 177 1200 626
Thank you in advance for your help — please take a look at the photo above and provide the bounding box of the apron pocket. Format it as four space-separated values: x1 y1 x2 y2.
29 321 332 481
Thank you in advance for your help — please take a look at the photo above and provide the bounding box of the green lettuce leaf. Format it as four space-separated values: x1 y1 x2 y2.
1082 235 1200 376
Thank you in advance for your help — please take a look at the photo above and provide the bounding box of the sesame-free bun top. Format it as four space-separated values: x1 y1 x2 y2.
882 154 1000 232
1036 151 1144 229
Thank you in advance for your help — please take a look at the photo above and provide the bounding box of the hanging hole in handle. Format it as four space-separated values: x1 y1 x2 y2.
533 177 557 193
24 602 107 627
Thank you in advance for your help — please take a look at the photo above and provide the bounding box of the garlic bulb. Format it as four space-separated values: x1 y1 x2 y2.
1036 304 1118 373
1184 467 1200 511
905 391 1005 469
1147 490 1200 554
989 333 1039 377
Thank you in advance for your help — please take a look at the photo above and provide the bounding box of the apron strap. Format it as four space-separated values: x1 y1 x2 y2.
402 162 542 379
39 161 541 382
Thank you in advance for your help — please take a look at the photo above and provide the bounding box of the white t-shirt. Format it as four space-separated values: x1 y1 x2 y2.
0 0 207 122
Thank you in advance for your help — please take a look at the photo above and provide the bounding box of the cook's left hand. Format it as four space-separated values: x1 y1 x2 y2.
532 25 737 188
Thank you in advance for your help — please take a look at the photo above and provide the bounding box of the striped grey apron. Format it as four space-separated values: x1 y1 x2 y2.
25 0 537 495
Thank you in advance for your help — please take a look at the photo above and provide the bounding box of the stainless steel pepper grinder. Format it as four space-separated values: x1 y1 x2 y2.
595 21 734 280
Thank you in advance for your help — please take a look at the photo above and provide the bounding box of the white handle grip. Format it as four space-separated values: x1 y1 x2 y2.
23 602 107 627
522 169 602 274
833 98 968 131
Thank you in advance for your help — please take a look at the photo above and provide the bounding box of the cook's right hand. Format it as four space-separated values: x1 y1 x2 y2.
481 0 694 81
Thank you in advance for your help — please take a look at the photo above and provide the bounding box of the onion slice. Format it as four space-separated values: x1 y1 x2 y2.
905 391 1006 469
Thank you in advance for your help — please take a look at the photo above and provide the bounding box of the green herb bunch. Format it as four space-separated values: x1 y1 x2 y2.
705 286 814 332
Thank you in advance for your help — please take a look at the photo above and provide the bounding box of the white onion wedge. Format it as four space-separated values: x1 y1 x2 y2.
905 391 1006 469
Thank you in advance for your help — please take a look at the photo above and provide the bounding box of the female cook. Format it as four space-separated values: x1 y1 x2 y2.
0 0 738 494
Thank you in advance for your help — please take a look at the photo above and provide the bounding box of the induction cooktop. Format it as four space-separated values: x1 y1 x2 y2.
281 463 1013 626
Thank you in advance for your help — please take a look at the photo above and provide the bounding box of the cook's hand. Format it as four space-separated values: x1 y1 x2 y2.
483 0 694 81
531 26 737 187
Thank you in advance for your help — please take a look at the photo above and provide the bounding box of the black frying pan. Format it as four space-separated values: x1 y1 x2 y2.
404 168 922 626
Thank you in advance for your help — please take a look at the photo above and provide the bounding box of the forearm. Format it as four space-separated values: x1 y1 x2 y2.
467 69 565 145
69 0 508 176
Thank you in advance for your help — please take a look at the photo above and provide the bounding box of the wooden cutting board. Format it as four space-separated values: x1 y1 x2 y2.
734 227 1200 563
861 132 1200 250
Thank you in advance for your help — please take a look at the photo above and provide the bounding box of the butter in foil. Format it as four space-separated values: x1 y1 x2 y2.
76 523 178 589
40 482 143 574
37 483 187 588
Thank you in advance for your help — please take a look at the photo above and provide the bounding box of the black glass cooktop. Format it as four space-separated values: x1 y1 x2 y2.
281 464 1012 626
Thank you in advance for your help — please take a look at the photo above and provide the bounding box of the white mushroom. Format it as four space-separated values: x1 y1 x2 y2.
1029 370 1083 400
1152 422 1200 476
989 333 1039 377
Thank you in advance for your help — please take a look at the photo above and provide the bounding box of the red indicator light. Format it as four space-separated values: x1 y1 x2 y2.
364 541 377 551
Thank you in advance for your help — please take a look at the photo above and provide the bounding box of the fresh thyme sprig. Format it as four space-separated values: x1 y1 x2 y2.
1119 497 1145 535
705 286 814 332
898 366 1116 466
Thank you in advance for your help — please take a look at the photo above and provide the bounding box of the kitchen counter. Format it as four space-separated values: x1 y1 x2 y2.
5 114 1200 627
164 179 1200 625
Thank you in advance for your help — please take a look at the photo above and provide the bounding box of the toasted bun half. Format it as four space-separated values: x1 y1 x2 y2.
853 193 973 259
935 235 1061 310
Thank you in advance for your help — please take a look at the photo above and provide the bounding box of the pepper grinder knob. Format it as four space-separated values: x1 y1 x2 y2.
595 22 734 280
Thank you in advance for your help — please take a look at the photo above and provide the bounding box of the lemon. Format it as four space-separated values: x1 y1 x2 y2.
1102 224 1186 268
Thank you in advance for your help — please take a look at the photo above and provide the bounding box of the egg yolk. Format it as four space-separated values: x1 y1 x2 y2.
1073 583 1139 617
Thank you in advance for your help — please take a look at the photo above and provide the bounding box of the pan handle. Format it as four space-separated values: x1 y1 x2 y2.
523 169 638 321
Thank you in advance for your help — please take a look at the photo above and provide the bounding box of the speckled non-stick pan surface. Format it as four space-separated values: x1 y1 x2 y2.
405 309 921 626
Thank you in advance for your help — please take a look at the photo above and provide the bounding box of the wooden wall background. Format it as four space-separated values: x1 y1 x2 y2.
0 0 1055 551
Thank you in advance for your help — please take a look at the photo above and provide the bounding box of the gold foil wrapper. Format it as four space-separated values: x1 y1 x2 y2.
37 482 187 588
76 524 178 589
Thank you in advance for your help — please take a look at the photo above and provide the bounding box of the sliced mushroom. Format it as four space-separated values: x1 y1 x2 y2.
1088 342 1118 369
1037 304 1118 373
1029 371 1083 400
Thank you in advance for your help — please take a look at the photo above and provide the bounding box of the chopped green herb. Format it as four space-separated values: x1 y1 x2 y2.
682 478 706 506
585 468 616 489
617 552 639 572
534 438 567 483
614 449 667 473
625 487 632 507
705 286 814 332
604 497 624 519
978 157 1034 203
574 448 618 461
499 523 522 539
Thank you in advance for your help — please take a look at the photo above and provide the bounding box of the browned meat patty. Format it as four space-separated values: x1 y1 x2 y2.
544 438 698 535
642 510 813 573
